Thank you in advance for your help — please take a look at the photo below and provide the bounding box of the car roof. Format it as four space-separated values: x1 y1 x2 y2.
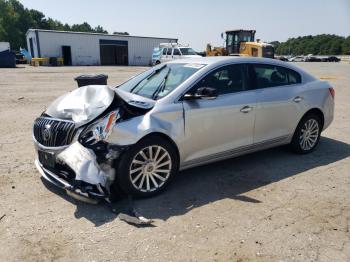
172 55 299 67
166 56 282 66
166 56 316 82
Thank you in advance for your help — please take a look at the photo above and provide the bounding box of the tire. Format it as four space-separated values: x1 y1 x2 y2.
115 136 178 197
155 60 161 65
290 113 322 154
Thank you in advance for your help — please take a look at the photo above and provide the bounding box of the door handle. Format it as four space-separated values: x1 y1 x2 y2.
293 96 303 103
240 105 253 113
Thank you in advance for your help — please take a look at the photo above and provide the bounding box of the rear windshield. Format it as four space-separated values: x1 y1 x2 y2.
118 63 206 100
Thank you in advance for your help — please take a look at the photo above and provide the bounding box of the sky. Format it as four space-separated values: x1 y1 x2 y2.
18 0 350 50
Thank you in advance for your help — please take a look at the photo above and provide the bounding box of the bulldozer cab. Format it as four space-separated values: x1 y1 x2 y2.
207 29 274 58
225 30 256 55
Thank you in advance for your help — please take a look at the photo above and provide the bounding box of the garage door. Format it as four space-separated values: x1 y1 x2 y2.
100 39 128 65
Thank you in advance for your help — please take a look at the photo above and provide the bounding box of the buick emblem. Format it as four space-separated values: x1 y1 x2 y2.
42 124 52 141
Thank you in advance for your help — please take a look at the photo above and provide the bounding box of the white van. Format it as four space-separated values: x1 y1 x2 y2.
152 43 201 65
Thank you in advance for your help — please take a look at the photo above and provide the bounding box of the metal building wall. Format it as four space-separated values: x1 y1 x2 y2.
37 31 101 65
88 33 177 66
26 30 177 66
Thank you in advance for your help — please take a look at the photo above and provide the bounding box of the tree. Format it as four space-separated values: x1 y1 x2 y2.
95 25 108 34
113 31 130 35
274 34 348 55
342 36 350 55
71 22 93 32
0 0 109 50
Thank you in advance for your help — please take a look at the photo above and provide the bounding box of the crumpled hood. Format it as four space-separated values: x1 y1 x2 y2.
45 85 156 126
45 85 115 126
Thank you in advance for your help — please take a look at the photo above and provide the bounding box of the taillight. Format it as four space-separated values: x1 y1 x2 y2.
329 87 335 99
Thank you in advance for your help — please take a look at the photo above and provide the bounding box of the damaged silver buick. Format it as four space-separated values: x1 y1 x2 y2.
33 57 334 203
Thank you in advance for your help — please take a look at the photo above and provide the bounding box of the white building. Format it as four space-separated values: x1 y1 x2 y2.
26 29 177 66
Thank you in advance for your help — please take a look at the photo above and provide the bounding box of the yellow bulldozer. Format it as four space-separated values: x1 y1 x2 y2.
206 29 274 58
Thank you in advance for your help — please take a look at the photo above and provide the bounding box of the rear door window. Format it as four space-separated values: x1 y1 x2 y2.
287 69 302 84
251 64 301 88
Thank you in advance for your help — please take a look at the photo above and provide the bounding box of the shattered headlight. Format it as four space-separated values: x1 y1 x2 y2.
80 110 119 145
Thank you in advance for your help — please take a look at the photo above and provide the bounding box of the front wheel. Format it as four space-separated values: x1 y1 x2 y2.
290 114 322 154
115 136 178 197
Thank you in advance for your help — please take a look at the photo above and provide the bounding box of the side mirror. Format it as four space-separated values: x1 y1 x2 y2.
184 87 218 100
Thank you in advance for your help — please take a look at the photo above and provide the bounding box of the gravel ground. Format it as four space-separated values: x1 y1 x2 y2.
0 62 349 262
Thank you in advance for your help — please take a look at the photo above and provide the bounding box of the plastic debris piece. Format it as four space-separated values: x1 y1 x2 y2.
110 196 154 226
118 210 153 226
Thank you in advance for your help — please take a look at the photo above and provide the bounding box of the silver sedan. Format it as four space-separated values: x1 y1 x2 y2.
33 57 334 202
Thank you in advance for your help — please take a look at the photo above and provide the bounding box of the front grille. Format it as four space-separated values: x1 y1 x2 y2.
33 117 77 147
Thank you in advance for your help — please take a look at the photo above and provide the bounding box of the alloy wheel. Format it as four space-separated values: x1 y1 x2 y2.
129 145 172 192
299 119 319 151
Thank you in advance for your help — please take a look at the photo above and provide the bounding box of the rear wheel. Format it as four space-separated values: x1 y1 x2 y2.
290 114 321 154
116 136 178 197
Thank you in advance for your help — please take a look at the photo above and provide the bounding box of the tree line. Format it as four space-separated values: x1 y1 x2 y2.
1 0 349 55
271 34 350 56
0 0 128 50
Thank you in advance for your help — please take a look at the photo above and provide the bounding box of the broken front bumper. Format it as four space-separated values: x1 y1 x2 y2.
33 119 126 204
35 159 107 204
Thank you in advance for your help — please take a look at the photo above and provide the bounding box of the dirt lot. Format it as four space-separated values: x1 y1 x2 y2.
0 62 349 262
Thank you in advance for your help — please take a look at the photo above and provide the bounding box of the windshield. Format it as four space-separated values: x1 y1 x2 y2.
118 63 205 100
179 48 197 55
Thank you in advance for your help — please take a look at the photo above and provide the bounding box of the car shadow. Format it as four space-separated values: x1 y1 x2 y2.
41 178 117 226
41 137 350 226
